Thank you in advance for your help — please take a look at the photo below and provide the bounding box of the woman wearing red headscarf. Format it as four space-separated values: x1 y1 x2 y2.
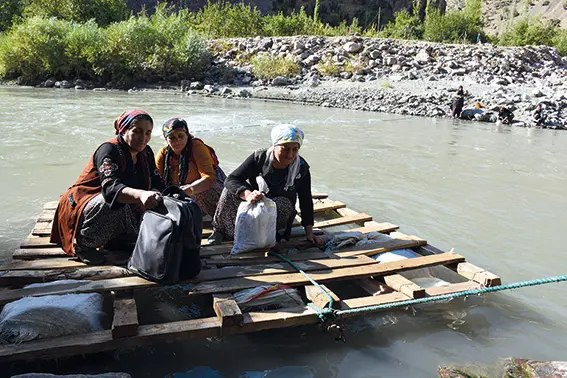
50 110 165 264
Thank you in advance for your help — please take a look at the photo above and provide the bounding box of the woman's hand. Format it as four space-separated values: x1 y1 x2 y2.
244 190 264 203
305 225 324 245
140 190 162 209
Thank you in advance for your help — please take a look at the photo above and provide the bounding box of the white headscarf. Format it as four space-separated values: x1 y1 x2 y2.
261 124 304 192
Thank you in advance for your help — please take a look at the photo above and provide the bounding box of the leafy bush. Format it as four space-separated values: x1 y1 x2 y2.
0 0 23 31
196 0 263 38
316 56 339 76
0 17 71 82
64 20 106 79
423 0 484 43
553 29 567 56
250 53 300 80
499 17 558 46
379 8 423 39
22 0 129 27
264 8 322 36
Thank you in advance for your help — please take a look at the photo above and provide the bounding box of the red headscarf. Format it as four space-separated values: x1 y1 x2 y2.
113 109 152 135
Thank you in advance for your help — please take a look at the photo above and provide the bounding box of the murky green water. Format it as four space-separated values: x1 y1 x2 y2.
1 87 566 377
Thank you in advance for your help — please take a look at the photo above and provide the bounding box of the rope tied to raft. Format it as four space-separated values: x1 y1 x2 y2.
268 250 346 342
268 249 567 342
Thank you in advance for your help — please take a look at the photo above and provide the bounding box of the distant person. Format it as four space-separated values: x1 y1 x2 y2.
532 104 546 127
156 117 226 217
498 106 514 124
477 32 482 44
456 85 466 97
452 97 465 118
50 110 165 264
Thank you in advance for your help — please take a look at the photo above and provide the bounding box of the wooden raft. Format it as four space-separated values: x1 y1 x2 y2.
0 194 501 363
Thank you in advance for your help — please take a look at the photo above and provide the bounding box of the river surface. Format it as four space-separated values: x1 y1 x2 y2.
1 87 566 378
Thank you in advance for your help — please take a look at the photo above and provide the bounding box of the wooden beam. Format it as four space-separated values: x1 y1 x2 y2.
417 245 501 287
0 266 133 286
455 262 501 287
12 247 67 260
43 201 59 210
383 274 425 299
312 199 346 214
191 253 465 295
36 209 55 222
311 193 328 199
305 284 341 309
213 294 243 327
0 280 483 363
112 297 139 339
206 238 426 266
311 213 372 229
0 253 465 305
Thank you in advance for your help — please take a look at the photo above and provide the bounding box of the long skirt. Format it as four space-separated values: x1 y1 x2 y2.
212 188 295 241
189 165 226 217
75 194 141 251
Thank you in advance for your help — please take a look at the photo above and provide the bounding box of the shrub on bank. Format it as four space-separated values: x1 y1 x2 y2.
379 9 423 40
22 0 129 27
250 54 300 80
499 17 558 47
0 0 22 31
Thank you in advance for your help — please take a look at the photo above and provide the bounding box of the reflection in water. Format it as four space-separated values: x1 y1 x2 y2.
1 87 567 377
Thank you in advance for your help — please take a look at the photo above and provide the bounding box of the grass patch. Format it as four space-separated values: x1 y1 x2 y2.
316 57 339 76
250 53 299 80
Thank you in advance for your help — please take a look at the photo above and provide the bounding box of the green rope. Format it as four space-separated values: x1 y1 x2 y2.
336 274 567 317
268 250 567 321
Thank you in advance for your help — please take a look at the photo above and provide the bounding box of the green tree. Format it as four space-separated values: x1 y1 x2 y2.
22 0 129 26
0 0 23 31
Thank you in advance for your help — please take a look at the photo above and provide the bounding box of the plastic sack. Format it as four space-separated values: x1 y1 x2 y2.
231 197 277 254
0 293 105 344
233 284 303 311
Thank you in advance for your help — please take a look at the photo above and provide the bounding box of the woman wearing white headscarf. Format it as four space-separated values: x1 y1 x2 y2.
209 124 316 245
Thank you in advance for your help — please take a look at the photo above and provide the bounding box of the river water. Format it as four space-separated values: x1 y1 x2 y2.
1 87 566 377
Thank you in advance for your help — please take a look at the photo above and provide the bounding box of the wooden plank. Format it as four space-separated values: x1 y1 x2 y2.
305 284 341 309
191 253 466 295
417 245 501 287
0 317 220 363
1 258 85 271
37 209 55 223
455 262 501 287
1 254 377 287
0 266 133 286
13 247 67 260
312 199 346 214
0 253 465 305
206 237 426 266
19 234 59 250
311 213 372 229
43 201 59 210
384 274 425 299
112 298 139 339
0 280 483 363
213 293 243 327
311 193 328 199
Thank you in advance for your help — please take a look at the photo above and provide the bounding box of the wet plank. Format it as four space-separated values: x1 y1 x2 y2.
0 281 481 363
0 253 465 304
190 253 466 295
305 284 341 309
383 274 425 299
205 237 426 266
455 262 502 287
112 298 139 339
213 294 243 327
1 255 377 287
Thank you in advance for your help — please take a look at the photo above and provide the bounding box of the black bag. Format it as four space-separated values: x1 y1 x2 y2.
128 186 202 284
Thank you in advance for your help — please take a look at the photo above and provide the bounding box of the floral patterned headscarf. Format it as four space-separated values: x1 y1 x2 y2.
113 109 153 135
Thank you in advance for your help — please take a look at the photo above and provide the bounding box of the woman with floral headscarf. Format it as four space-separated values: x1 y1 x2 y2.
155 117 226 217
208 124 319 246
50 110 165 265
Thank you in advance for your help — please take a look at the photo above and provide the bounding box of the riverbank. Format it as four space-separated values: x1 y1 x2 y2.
7 36 567 128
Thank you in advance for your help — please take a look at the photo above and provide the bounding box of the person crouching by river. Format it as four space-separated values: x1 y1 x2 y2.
156 118 226 217
50 110 165 265
208 124 320 246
